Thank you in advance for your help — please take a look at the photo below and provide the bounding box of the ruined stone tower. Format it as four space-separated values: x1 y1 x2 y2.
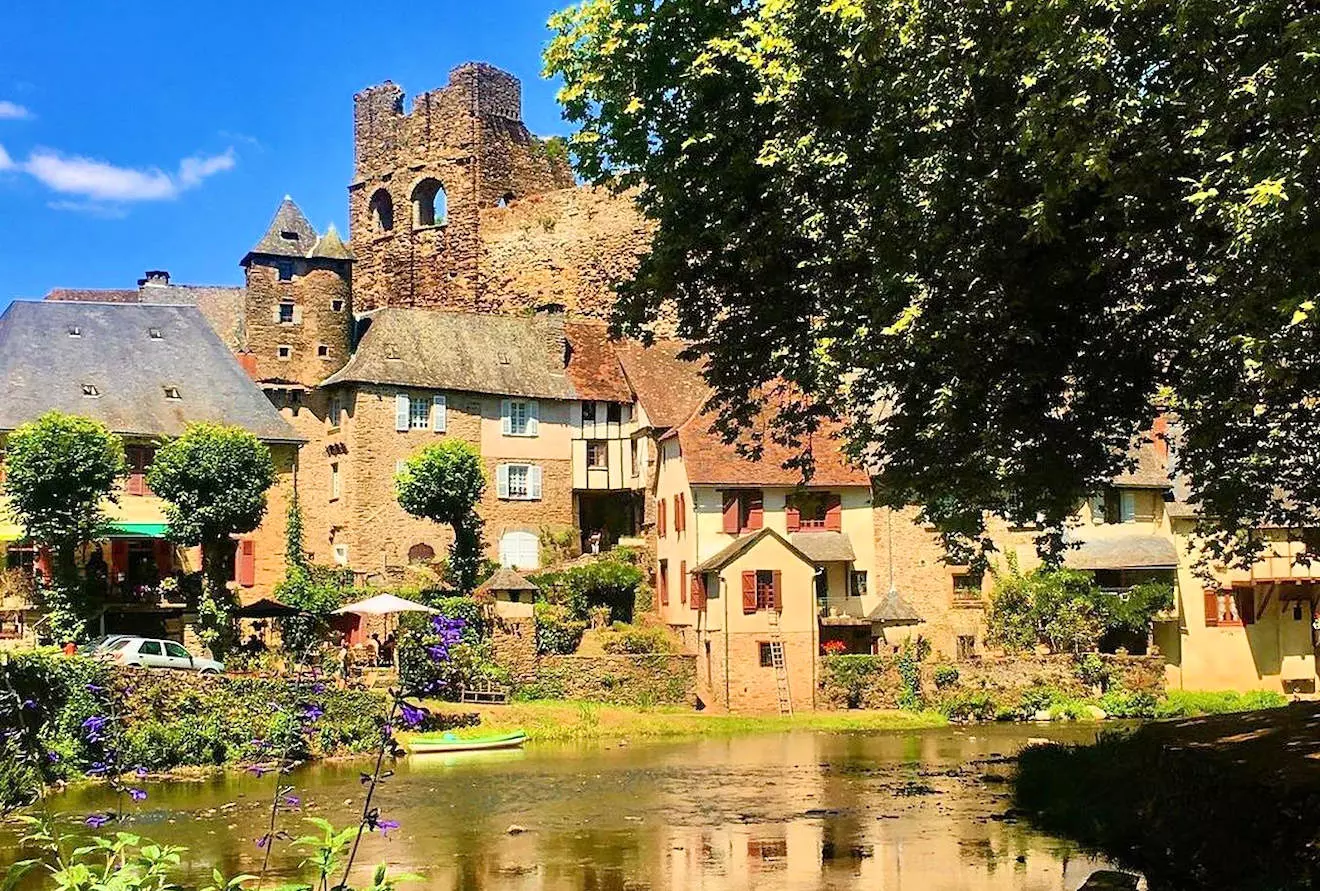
241 197 354 387
348 62 576 312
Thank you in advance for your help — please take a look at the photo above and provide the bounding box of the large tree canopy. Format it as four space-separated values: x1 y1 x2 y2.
397 440 487 594
546 0 1320 567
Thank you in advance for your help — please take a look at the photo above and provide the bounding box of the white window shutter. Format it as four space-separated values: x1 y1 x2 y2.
431 394 446 432
530 465 543 500
571 401 583 438
497 464 510 499
395 394 409 431
528 400 540 436
501 399 512 435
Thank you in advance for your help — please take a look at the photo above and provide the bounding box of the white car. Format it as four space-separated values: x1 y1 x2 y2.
100 636 225 674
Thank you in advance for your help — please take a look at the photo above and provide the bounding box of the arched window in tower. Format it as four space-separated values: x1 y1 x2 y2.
411 178 447 228
368 189 394 234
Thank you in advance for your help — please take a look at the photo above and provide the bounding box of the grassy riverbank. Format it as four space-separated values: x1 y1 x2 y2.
415 699 948 742
1014 703 1320 891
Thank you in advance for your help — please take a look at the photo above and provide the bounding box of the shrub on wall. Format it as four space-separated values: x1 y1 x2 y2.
534 603 588 655
530 557 645 622
599 621 678 655
821 654 891 709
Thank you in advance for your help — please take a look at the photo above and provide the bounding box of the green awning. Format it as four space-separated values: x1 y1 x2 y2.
107 522 169 538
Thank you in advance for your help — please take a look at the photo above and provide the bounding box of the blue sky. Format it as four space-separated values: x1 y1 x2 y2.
0 0 577 305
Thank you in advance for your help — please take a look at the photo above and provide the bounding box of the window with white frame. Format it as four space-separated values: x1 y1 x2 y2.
328 394 342 428
396 393 446 432
330 462 341 500
332 543 349 566
497 463 542 500
501 399 538 437
499 531 540 569
408 396 430 430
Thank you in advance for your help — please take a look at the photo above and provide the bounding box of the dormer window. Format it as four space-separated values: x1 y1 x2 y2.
67 326 82 338
386 343 401 360
148 327 162 340
81 384 99 398
280 230 299 241
497 351 510 366
163 386 181 400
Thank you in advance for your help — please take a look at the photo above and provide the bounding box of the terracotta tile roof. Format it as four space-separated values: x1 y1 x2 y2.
614 338 709 430
564 322 632 402
672 406 871 488
691 528 813 573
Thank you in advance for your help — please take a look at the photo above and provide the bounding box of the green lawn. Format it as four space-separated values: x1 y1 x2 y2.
413 699 947 742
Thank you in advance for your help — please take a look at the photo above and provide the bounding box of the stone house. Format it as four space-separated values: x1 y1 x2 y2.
0 301 302 644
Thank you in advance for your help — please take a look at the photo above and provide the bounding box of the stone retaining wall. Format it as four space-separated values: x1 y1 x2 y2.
532 653 695 706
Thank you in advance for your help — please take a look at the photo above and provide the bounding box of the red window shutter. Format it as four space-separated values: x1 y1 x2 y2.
691 573 706 611
127 471 144 497
679 493 687 532
824 494 843 531
741 571 757 614
723 492 740 534
658 499 667 538
772 569 783 611
110 541 128 575
1237 588 1256 625
237 540 256 587
747 491 764 531
1204 589 1220 627
785 504 801 533
659 563 669 606
153 539 173 574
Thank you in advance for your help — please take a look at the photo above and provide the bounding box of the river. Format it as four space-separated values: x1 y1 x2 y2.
5 725 1124 890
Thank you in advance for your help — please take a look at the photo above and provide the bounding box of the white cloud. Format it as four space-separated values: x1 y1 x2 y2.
0 101 31 120
47 200 128 219
19 146 235 202
0 144 12 171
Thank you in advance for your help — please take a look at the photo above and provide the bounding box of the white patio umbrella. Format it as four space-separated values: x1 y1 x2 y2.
331 593 439 616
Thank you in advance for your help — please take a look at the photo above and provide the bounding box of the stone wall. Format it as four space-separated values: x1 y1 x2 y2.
818 653 1167 711
533 653 695 706
492 617 538 684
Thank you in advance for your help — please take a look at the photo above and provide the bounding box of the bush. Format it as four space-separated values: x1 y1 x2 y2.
1016 684 1064 718
599 621 677 655
530 558 645 623
1075 653 1111 690
1097 686 1158 718
821 654 889 709
939 691 995 721
275 564 354 656
397 610 505 700
534 603 587 655
932 664 960 689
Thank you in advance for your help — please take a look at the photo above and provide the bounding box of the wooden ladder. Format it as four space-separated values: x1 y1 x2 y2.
768 610 793 716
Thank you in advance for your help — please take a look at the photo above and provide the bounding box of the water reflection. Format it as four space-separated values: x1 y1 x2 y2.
6 726 1115 890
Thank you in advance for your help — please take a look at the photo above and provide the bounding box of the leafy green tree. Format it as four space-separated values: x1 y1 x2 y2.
395 441 486 594
546 0 1320 568
147 424 275 658
2 412 124 641
273 493 349 656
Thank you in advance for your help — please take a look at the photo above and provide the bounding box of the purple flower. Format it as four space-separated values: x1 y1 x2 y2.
86 683 105 694
300 704 325 723
246 765 269 777
87 761 109 776
399 703 427 728
81 715 109 741
47 751 60 763
376 819 399 837
312 683 326 694
255 835 270 849
283 795 301 807
135 766 148 778
85 813 111 828
21 699 36 710
128 788 147 801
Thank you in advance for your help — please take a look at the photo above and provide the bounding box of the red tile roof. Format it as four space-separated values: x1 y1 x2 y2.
614 338 710 430
670 405 870 488
564 322 633 402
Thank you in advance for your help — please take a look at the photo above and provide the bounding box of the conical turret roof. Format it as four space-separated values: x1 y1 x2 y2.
308 223 354 261
244 196 318 262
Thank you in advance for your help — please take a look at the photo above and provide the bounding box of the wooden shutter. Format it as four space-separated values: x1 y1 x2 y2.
500 399 512 434
496 464 510 499
431 394 446 432
527 400 540 436
153 539 173 574
110 540 128 576
741 571 757 614
785 502 801 532
672 494 681 534
237 540 256 587
772 569 783 611
691 573 706 611
747 491 764 531
126 447 147 496
1204 588 1220 627
723 492 740 534
395 394 410 431
529 465 543 500
1237 588 1256 625
660 563 669 606
680 560 687 605
824 493 843 531
658 498 667 538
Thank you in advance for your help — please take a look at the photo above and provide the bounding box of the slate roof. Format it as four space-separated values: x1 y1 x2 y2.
244 196 320 261
869 588 923 626
614 338 709 430
321 308 576 400
45 288 140 303
1111 438 1172 489
669 406 871 488
564 322 633 402
476 567 539 594
48 282 246 351
1062 531 1179 570
0 301 302 443
309 224 353 261
692 527 814 573
790 531 856 563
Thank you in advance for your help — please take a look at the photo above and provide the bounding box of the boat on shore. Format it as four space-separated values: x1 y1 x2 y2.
406 731 529 754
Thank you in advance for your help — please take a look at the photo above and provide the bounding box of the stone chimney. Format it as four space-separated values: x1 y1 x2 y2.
138 270 171 288
536 302 568 372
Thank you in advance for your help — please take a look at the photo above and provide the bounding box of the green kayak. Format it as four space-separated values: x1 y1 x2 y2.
406 730 528 754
